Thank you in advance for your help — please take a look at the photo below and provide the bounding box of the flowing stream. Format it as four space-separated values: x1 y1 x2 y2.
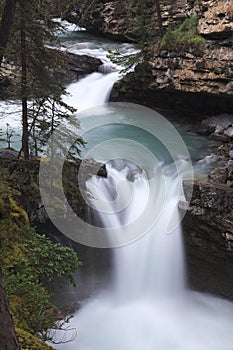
1 19 232 349
53 25 233 350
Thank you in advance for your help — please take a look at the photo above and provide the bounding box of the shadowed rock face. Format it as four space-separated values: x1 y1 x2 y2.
52 49 102 83
183 180 233 299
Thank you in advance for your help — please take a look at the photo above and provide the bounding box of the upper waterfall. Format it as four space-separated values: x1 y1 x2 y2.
65 72 119 112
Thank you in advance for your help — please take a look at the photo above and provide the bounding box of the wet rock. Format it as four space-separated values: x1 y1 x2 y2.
224 127 233 138
209 167 228 183
183 179 233 299
97 164 107 177
52 49 102 83
210 133 229 143
197 114 233 135
81 158 107 178
127 166 143 182
78 158 108 191
229 150 233 159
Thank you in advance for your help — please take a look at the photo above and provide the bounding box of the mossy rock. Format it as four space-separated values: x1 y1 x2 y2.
9 197 30 226
16 328 55 350
0 198 7 217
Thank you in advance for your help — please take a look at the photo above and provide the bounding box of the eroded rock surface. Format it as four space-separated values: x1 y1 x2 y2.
67 0 233 114
183 179 233 299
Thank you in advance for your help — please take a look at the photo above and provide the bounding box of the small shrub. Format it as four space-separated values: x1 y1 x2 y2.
161 17 205 53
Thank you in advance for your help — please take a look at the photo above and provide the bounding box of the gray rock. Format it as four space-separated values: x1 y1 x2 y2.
183 180 233 299
209 167 228 183
0 149 19 158
199 114 233 135
229 150 233 159
210 133 229 143
224 127 233 138
51 49 102 83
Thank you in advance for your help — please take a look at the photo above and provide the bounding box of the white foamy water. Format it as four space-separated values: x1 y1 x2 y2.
0 101 22 129
65 72 119 112
55 161 233 350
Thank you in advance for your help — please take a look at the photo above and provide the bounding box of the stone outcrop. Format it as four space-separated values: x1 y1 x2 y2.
181 113 233 299
51 49 102 83
195 114 233 186
65 1 136 41
112 37 233 113
183 179 233 299
198 1 233 40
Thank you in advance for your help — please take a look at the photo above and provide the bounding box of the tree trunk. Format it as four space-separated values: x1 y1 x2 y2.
0 270 19 350
20 0 29 159
0 4 19 346
154 0 163 36
0 0 17 65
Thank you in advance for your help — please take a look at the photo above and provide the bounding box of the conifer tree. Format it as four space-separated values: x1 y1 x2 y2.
4 0 84 159
0 0 17 65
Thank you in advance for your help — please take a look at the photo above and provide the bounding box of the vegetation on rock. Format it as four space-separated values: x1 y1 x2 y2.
0 211 80 337
160 17 205 53
16 328 55 350
0 161 82 342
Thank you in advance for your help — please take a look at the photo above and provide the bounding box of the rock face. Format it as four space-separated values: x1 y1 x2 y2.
112 39 233 114
66 1 136 41
0 156 107 225
198 1 233 39
183 179 233 299
67 0 233 114
52 49 102 83
113 0 233 114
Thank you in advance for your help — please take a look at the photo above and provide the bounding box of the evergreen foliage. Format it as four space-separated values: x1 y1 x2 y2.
1 0 85 159
160 17 205 53
0 209 81 337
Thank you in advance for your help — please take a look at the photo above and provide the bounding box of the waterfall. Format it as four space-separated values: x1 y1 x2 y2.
54 24 233 350
65 72 119 112
86 161 186 302
56 158 233 350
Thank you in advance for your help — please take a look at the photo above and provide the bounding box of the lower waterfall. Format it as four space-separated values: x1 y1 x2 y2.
56 159 233 350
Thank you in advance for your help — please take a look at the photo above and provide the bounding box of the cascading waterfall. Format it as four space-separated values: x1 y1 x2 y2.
86 161 187 301
54 24 233 350
65 71 119 112
57 158 233 350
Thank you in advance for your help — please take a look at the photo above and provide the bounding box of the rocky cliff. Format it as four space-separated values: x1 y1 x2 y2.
113 0 233 114
67 0 233 115
183 179 233 299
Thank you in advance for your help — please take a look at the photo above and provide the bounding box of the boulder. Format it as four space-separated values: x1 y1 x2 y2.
52 50 102 83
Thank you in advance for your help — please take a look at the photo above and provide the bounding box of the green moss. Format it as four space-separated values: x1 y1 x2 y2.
16 328 55 350
9 196 30 226
0 198 7 217
160 17 205 53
